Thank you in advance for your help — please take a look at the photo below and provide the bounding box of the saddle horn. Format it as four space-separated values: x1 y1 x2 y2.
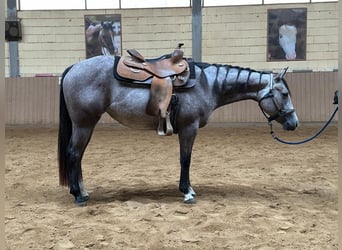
171 43 184 63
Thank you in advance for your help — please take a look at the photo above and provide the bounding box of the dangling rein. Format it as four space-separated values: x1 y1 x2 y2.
268 93 338 145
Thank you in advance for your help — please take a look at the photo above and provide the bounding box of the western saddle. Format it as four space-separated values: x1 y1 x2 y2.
115 44 194 136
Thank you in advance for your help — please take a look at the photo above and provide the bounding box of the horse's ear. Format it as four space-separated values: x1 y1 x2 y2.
274 67 289 81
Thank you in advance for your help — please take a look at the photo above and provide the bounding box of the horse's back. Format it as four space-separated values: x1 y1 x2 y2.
63 56 114 90
67 55 113 76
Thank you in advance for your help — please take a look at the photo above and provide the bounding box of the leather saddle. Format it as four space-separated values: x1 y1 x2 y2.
114 44 195 136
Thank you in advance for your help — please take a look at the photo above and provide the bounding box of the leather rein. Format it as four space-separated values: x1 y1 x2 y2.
268 105 338 145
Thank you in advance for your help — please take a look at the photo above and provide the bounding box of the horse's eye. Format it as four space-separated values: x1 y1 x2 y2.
279 34 283 39
282 92 289 97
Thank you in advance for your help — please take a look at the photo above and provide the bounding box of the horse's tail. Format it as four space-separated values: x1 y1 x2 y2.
58 65 73 187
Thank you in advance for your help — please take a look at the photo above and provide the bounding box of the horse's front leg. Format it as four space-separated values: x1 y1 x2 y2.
178 124 198 204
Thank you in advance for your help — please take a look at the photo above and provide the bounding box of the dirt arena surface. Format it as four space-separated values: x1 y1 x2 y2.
5 124 337 249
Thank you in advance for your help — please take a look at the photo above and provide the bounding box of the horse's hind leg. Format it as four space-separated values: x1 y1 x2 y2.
67 125 95 205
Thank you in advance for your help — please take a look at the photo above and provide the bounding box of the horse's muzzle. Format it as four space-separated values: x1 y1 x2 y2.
281 113 298 131
283 120 298 131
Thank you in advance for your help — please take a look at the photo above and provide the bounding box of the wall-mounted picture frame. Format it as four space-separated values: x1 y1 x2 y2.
267 8 307 61
84 14 122 59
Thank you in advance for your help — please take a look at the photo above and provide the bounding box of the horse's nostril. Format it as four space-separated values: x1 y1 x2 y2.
290 121 298 130
283 120 297 131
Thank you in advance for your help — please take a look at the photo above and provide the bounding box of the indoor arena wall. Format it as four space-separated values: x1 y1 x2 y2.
5 2 338 125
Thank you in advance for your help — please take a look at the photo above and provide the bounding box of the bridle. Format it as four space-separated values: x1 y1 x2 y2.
258 74 295 123
259 74 338 145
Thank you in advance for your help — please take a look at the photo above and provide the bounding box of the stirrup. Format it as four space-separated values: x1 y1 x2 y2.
157 112 173 136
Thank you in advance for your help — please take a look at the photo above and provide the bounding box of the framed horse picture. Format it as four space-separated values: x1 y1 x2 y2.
84 14 122 58
267 8 307 61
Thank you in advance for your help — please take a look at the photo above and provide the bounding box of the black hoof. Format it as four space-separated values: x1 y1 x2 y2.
74 195 89 206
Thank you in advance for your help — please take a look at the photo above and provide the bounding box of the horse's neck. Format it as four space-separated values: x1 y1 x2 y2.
206 65 271 107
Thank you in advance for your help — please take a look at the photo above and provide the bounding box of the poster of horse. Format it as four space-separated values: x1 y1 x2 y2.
84 14 122 58
267 8 307 61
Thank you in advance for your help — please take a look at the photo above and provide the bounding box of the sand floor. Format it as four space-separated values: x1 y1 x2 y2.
5 124 337 249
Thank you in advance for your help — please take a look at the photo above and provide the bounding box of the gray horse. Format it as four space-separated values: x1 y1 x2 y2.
58 55 298 205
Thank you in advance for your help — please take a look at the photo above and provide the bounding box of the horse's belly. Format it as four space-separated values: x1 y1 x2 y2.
106 92 159 130
108 111 158 130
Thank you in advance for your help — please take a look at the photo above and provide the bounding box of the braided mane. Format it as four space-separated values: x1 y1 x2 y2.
194 62 290 95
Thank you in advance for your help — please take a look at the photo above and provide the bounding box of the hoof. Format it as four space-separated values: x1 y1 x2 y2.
74 195 89 206
183 192 196 204
184 197 196 204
